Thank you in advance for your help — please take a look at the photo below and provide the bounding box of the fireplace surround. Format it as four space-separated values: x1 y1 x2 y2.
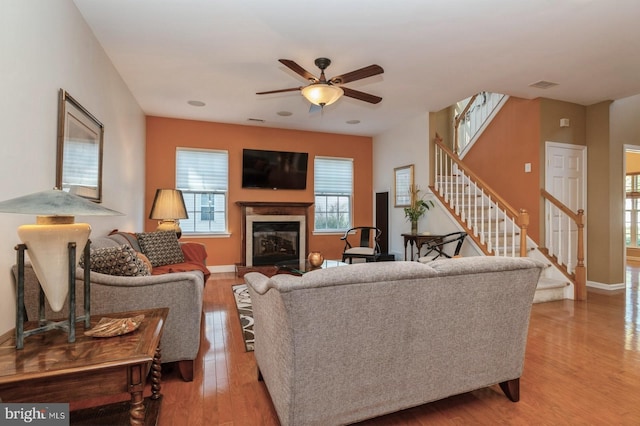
246 215 305 266
237 201 313 268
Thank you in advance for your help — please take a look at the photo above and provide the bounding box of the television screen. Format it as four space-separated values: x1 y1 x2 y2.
242 149 308 190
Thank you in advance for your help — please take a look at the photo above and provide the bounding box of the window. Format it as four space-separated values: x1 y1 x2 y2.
626 173 640 247
314 156 353 231
176 148 228 234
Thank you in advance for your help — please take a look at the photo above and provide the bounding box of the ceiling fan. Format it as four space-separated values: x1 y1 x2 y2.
256 58 384 108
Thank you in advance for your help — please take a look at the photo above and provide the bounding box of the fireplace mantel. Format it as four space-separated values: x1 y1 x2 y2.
236 201 313 214
237 201 313 266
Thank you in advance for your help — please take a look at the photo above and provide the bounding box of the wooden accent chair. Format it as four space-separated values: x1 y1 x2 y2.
341 226 382 263
418 231 467 262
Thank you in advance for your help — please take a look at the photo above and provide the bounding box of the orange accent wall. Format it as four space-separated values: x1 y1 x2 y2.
145 116 373 266
462 98 541 240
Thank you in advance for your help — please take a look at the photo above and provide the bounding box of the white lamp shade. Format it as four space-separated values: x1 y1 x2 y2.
17 222 91 312
301 84 344 106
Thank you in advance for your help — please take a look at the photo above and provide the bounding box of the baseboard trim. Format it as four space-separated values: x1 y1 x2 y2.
207 264 236 273
586 280 626 291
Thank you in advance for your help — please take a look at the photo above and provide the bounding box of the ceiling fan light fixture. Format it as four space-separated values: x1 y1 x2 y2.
301 83 344 106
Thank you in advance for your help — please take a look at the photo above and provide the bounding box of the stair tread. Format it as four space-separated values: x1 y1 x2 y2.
537 277 569 289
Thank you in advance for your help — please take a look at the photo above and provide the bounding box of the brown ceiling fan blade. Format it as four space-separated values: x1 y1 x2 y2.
342 87 382 104
330 64 384 84
256 87 302 95
279 59 318 82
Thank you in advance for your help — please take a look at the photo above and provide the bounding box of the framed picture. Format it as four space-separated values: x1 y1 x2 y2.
394 164 414 207
56 89 104 202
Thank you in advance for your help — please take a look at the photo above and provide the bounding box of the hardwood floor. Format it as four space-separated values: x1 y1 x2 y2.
152 266 640 425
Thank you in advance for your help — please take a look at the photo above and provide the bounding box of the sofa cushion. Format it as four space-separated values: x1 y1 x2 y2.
80 244 151 277
108 230 142 252
136 230 185 267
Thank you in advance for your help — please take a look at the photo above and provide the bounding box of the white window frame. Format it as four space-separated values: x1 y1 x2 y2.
314 156 353 233
176 147 229 236
626 173 640 247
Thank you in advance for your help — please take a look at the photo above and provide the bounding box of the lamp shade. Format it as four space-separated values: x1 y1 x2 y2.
0 189 123 216
301 83 344 106
149 189 188 220
0 188 122 312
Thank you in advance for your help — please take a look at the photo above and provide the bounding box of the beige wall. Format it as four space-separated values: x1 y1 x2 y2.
586 101 622 285
0 1 146 334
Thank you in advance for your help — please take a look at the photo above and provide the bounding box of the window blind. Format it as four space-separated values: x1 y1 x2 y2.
314 157 353 194
176 148 228 191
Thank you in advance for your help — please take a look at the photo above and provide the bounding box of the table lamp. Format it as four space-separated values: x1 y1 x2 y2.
0 188 122 348
149 189 188 238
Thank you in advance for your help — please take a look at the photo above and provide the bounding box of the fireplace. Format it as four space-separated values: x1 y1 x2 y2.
246 215 305 266
237 201 313 270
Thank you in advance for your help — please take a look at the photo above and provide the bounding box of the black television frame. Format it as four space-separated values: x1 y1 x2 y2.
241 148 308 190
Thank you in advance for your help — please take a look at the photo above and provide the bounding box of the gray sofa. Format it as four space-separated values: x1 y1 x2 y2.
244 256 544 426
14 233 205 381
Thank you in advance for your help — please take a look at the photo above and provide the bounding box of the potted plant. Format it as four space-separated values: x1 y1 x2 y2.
404 185 434 234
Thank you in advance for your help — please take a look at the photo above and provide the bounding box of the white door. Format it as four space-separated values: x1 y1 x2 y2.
545 142 587 272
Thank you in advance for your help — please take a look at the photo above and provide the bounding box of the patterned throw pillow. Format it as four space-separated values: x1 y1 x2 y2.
136 231 185 267
80 245 151 276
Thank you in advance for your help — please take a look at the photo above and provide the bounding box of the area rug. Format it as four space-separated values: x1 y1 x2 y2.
232 284 254 352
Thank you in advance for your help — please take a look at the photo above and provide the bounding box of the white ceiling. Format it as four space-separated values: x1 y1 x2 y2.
73 0 640 137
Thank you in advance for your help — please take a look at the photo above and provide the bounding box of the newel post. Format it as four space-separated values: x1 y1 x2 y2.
518 209 529 258
575 209 587 301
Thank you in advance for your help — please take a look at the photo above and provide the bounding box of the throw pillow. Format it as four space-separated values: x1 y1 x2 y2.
137 252 153 273
136 231 185 267
80 245 151 277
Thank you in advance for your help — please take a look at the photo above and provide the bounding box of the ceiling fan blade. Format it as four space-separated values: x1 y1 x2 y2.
342 87 382 104
256 87 302 95
309 103 322 114
279 59 319 82
330 64 383 84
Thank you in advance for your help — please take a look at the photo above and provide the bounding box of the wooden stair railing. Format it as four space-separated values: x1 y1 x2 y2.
453 92 507 156
431 135 529 258
539 189 586 300
453 94 479 155
430 134 586 301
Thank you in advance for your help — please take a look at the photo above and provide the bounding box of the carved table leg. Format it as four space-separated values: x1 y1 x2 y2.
128 364 146 426
151 345 162 400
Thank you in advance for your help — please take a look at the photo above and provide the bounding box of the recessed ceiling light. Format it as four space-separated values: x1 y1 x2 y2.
529 80 559 89
187 100 206 107
346 120 360 125
277 111 293 117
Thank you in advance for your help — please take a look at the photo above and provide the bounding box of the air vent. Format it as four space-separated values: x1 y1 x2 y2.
529 80 559 89
247 118 265 123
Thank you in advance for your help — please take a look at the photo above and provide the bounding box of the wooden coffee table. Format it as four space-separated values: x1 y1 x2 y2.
0 307 168 426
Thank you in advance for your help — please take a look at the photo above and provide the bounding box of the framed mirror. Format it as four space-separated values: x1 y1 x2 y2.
56 89 104 202
394 164 414 207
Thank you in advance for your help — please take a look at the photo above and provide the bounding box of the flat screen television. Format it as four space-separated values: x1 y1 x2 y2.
242 149 308 190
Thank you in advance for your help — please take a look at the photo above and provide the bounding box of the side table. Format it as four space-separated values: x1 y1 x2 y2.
0 307 168 426
401 233 444 261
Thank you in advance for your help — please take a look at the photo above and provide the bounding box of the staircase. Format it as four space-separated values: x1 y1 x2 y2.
429 92 586 301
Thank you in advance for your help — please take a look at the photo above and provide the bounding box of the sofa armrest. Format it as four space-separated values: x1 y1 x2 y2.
85 269 204 364
12 264 204 364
